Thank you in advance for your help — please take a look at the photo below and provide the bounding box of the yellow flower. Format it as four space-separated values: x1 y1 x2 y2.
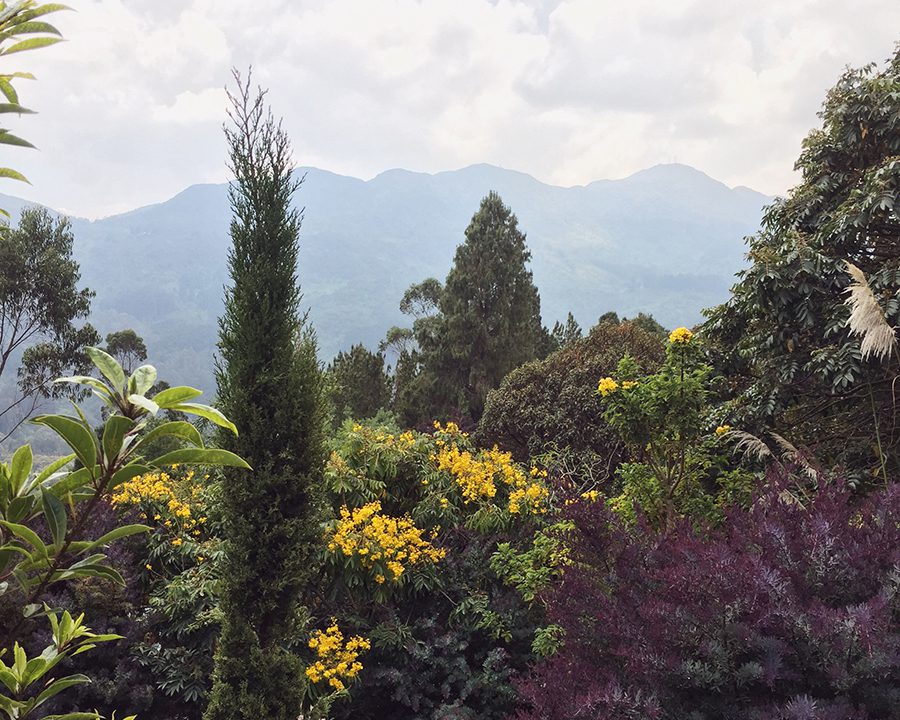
621 380 638 390
715 424 732 436
144 563 152 571
306 621 370 691
597 377 618 396
171 537 183 547
669 327 693 344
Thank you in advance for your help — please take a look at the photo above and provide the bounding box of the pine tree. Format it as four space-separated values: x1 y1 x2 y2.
433 191 543 421
205 71 326 720
328 343 392 423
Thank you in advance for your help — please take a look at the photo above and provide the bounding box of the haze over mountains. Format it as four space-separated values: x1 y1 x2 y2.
1 162 772 395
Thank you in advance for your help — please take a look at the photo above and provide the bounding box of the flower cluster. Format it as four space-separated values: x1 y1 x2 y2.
326 501 445 583
715 424 732 436
111 469 207 541
668 326 693 344
306 621 371 692
597 377 618 396
350 423 416 449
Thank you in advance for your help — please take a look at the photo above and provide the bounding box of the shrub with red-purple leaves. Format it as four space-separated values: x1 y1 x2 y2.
517 478 900 720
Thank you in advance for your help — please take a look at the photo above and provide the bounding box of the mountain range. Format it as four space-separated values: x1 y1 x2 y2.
0 162 773 398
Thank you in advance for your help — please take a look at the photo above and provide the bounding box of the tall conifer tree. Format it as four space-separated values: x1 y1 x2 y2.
205 71 326 720
434 191 543 420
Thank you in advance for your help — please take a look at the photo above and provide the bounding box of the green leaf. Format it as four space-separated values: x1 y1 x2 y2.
84 346 125 394
1 36 64 55
33 674 91 707
46 467 92 498
168 402 238 435
9 444 32 493
35 453 76 485
152 385 203 407
127 394 159 416
0 77 18 103
40 488 66 547
31 415 97 472
128 364 157 397
54 375 114 399
0 166 28 182
0 520 48 559
80 524 149 554
0 131 35 148
101 415 134 464
0 102 33 114
150 448 250 470
134 420 203 452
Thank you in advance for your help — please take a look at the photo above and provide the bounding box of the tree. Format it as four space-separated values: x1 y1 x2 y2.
327 344 392 423
0 1 67 199
477 321 665 484
105 329 148 375
431 192 544 421
549 312 582 350
205 71 327 720
0 206 98 442
703 46 900 486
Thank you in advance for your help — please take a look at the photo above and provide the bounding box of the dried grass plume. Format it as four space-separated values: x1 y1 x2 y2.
844 261 898 363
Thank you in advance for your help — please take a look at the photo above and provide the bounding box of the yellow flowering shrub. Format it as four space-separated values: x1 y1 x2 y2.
326 501 445 583
111 469 208 542
306 621 370 692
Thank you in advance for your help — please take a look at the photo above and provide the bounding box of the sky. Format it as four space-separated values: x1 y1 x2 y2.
5 0 900 218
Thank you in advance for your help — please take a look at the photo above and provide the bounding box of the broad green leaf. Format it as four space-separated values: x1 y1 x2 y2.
0 520 48 559
80 524 149 554
150 447 250 470
101 415 134 463
128 364 157 397
128 393 159 415
134 420 203 452
85 346 125 394
35 453 76 484
9 444 32 493
152 385 203 407
0 77 18 103
46 467 92 498
40 488 66 547
54 375 113 399
31 415 96 472
169 402 238 435
3 20 62 37
33 674 91 707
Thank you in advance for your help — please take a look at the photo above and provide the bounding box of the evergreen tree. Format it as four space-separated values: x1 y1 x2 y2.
205 71 326 720
550 312 583 349
432 192 544 421
328 343 392 423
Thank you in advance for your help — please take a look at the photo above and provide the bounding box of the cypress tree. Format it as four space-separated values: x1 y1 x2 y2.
433 191 543 421
205 71 326 720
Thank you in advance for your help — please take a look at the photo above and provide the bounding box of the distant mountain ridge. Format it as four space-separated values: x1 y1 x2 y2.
0 162 772 395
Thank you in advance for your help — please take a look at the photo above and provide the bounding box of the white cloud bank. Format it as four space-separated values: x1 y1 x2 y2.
5 0 899 217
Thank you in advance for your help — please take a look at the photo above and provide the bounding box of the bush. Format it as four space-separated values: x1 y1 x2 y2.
478 321 664 485
517 478 900 720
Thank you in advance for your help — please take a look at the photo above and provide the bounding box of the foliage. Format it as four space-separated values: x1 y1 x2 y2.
0 1 67 196
0 345 244 720
104 331 147 376
316 419 551 719
597 327 755 529
327 344 391 424
206 71 328 720
703 46 900 486
518 477 900 720
0 207 98 443
393 193 546 425
477 321 665 487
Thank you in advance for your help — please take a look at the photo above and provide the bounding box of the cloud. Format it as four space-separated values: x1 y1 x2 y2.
4 0 898 217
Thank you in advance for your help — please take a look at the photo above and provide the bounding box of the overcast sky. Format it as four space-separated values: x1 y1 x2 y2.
5 0 899 218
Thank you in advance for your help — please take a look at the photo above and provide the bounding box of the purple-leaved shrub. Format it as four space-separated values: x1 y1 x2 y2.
518 474 900 720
